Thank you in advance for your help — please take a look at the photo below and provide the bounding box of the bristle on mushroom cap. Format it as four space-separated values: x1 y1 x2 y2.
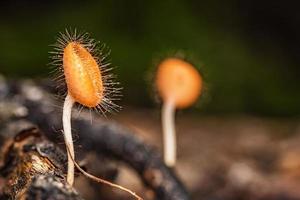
156 58 202 109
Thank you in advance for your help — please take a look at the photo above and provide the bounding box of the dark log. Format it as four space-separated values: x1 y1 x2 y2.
0 78 190 200
24 85 190 200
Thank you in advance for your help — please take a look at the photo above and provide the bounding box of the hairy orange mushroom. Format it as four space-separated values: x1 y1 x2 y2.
49 30 143 200
156 57 202 167
50 30 121 186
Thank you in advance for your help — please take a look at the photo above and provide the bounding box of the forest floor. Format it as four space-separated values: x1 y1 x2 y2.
107 108 300 200
2 76 300 199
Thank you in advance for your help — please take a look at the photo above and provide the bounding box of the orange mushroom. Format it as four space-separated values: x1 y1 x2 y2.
50 30 120 185
156 57 202 167
63 41 104 185
49 30 144 200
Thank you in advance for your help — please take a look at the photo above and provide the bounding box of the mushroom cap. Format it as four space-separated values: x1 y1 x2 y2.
63 42 103 107
156 58 202 109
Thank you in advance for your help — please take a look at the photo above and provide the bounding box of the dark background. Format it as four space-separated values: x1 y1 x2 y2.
0 0 299 116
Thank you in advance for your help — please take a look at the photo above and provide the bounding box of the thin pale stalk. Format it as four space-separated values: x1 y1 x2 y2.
63 93 75 185
162 99 176 167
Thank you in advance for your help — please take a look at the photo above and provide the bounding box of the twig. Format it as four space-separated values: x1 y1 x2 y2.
65 143 143 200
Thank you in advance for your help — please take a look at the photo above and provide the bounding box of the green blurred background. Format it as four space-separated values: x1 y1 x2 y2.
0 0 299 116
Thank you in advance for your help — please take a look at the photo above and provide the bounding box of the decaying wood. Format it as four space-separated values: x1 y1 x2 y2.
0 124 82 200
0 77 190 199
23 88 190 200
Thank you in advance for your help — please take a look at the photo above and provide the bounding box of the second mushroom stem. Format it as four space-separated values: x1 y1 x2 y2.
63 93 75 185
162 99 176 167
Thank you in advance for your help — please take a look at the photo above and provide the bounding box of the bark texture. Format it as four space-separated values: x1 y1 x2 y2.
0 125 82 200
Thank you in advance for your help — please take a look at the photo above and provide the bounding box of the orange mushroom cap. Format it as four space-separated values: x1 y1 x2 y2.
63 42 103 107
156 58 202 109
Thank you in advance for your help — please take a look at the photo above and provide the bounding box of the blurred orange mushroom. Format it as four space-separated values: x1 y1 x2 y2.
156 57 202 167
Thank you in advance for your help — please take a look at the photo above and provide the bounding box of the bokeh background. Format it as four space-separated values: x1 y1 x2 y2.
0 0 300 116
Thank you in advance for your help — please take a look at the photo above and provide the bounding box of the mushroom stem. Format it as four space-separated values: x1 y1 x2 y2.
62 93 75 185
162 99 176 167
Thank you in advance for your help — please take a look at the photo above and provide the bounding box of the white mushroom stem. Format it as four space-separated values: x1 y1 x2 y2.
62 93 75 185
162 99 176 167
